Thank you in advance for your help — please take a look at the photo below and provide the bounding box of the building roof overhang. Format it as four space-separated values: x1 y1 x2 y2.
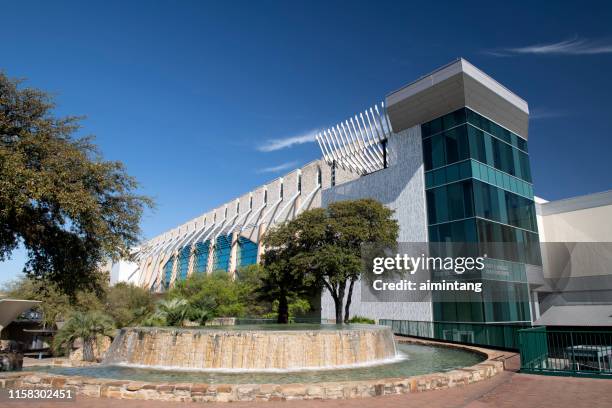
534 305 612 326
0 299 42 332
385 58 530 138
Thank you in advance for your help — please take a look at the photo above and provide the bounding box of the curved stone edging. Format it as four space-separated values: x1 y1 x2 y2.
0 337 505 402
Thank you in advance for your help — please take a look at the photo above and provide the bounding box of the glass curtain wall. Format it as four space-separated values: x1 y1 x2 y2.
421 107 539 324
236 237 258 269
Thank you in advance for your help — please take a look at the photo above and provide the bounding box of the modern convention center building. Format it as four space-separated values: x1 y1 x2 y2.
111 58 612 328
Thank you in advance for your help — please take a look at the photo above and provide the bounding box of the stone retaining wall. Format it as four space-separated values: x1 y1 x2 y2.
0 337 505 402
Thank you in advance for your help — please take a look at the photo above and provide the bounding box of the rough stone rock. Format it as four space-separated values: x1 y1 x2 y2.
0 352 23 371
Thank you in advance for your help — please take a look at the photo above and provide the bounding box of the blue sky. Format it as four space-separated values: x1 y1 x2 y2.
1 0 612 284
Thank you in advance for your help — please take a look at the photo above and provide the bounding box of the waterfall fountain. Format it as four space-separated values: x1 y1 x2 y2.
103 324 399 371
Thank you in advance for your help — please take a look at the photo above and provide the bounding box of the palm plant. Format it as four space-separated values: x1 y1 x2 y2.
52 311 115 362
153 298 190 326
187 297 216 326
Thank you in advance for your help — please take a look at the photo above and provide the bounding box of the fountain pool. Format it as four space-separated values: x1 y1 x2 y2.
13 324 498 401
29 342 483 384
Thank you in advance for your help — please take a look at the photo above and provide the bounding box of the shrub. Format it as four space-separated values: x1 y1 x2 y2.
347 316 376 324
105 282 156 327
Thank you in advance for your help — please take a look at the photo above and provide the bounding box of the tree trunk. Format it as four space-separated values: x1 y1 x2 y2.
82 338 95 362
277 293 289 324
344 278 356 324
334 296 343 324
334 284 345 324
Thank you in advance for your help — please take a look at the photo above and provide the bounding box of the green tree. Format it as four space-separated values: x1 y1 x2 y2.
52 311 115 362
259 221 319 324
0 73 153 297
105 282 156 328
168 270 261 319
263 199 398 324
263 296 312 321
324 199 397 323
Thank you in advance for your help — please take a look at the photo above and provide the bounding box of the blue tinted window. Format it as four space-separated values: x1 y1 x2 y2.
193 240 210 273
237 237 258 267
163 258 174 289
212 235 232 272
177 245 191 282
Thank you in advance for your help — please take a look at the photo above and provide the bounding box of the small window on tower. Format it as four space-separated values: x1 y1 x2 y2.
280 182 284 199
297 173 302 193
264 189 268 204
317 167 322 185
249 195 253 209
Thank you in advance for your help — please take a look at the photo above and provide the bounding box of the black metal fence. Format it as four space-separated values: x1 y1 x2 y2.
518 327 612 378
379 319 528 350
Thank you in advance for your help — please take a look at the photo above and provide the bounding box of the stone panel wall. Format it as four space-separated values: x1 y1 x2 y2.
320 125 432 322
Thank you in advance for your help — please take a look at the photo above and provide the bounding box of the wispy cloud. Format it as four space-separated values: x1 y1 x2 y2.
257 161 300 174
257 129 319 152
486 37 612 57
530 108 565 120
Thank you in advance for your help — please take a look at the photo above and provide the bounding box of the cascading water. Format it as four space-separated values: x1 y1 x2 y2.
102 324 401 372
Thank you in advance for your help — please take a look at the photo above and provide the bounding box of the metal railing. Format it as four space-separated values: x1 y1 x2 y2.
379 319 529 350
518 327 612 378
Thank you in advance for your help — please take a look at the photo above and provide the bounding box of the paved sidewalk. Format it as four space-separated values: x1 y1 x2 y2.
4 356 612 408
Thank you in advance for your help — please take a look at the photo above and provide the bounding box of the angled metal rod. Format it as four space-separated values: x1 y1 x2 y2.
355 114 384 165
316 134 332 164
339 122 372 174
323 129 349 172
331 126 362 174
361 111 385 158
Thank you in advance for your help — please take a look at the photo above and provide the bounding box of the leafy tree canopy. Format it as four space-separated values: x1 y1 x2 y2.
105 282 156 328
0 73 153 296
260 220 321 324
167 267 267 320
3 274 156 329
262 199 398 323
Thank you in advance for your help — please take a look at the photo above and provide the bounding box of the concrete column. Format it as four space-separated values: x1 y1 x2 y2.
206 240 215 274
169 253 179 287
187 246 196 277
228 231 239 279
154 260 163 292
293 195 301 219
256 223 267 263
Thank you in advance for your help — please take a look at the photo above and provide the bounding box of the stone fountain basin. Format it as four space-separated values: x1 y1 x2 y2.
4 338 504 402
103 324 398 371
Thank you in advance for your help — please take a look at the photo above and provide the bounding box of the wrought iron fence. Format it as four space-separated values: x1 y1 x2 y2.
518 327 612 378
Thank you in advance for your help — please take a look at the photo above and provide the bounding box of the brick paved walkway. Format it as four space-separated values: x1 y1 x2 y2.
4 356 612 408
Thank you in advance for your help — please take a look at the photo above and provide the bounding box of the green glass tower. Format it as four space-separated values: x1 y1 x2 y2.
422 107 540 324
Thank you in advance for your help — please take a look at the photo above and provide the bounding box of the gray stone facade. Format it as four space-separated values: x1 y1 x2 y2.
320 125 432 322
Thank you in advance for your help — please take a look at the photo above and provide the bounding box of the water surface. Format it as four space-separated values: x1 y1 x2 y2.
29 343 483 384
